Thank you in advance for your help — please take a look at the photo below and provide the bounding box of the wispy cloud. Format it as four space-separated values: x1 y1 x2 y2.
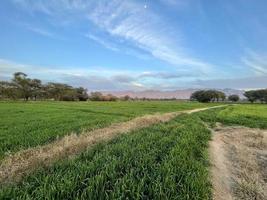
85 33 119 52
0 58 203 91
12 0 214 75
242 49 267 75
27 26 55 37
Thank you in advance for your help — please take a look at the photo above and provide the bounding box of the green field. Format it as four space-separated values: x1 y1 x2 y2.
1 114 212 199
0 101 212 159
196 104 267 129
1 102 267 199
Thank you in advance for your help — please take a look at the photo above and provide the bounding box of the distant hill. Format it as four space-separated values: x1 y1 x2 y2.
102 89 245 100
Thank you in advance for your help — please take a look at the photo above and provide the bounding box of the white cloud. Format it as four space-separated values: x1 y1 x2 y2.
85 33 119 52
27 26 55 37
2 58 267 90
0 58 204 91
12 0 214 75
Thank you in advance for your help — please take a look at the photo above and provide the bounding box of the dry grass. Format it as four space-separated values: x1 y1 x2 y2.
0 105 225 185
210 125 267 200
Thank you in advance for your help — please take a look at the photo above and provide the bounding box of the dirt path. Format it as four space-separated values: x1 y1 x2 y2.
210 125 267 200
0 105 225 185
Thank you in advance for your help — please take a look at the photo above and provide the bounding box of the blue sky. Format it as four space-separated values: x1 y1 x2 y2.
0 0 267 91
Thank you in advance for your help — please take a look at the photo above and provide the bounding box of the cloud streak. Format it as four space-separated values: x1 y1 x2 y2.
242 49 267 75
12 0 214 75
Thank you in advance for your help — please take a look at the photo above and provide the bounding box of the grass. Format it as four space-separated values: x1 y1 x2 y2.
195 104 267 129
0 101 213 159
0 114 212 200
1 103 266 199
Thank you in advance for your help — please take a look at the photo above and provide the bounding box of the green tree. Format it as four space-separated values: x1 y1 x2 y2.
30 79 42 100
228 94 239 102
190 90 226 103
89 92 103 101
75 87 89 101
12 72 32 100
244 90 257 103
0 81 18 99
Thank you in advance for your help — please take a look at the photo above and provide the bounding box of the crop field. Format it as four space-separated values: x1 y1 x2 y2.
1 114 212 199
196 104 267 128
0 102 266 199
0 101 212 159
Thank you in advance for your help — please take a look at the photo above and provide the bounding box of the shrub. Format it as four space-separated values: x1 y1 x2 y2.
228 95 239 102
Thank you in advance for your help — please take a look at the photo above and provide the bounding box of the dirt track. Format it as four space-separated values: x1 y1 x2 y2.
210 125 267 200
0 105 225 185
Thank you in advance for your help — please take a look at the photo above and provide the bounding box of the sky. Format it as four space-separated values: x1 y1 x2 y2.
0 0 267 91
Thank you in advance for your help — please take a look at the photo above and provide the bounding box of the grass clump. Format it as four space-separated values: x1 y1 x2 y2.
0 114 212 200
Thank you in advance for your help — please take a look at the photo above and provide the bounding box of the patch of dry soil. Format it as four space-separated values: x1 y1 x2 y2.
210 125 267 200
0 105 225 185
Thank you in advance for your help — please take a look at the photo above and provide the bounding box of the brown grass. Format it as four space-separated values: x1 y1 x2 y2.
210 125 267 200
0 105 225 185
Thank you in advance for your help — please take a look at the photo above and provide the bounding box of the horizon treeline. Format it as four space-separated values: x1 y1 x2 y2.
190 89 267 103
1 72 267 103
0 72 89 101
0 72 128 101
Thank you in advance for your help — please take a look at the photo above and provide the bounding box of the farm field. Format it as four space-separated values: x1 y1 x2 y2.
0 102 266 199
1 112 212 199
196 104 267 128
0 101 214 159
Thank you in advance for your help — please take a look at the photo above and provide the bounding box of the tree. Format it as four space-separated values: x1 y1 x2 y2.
89 92 103 101
0 81 18 99
75 87 89 101
217 91 226 101
256 89 267 103
122 95 131 101
0 72 93 101
45 83 73 101
12 72 32 100
30 79 42 100
228 94 239 102
244 90 257 103
190 90 226 103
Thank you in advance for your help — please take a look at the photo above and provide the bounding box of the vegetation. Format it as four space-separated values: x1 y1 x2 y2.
0 72 88 101
190 90 226 103
244 89 267 103
0 101 212 159
89 92 118 101
228 94 239 102
196 104 267 129
1 102 267 199
0 114 212 200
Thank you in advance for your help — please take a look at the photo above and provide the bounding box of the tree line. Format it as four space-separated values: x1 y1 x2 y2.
190 90 236 103
0 72 89 101
244 89 267 103
190 89 267 103
1 72 266 103
0 72 128 101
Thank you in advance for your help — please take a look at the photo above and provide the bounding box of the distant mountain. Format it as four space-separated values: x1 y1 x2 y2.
102 89 245 100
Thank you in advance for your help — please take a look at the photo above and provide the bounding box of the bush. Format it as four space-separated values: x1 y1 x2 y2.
61 95 75 101
228 95 239 102
89 92 117 101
